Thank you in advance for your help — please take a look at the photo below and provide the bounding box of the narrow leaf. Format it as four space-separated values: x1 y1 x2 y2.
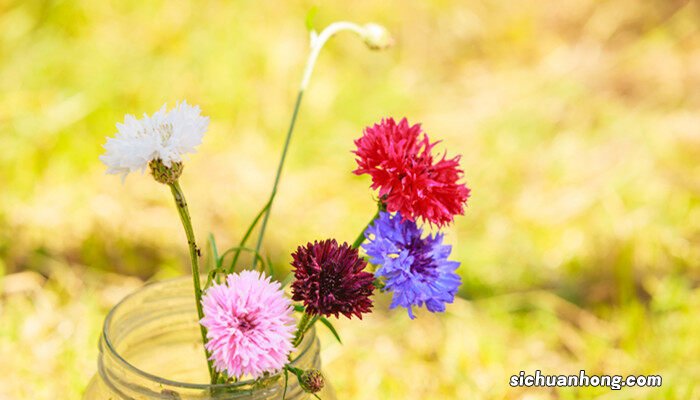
219 246 267 274
205 269 217 289
266 254 274 277
319 317 342 344
305 6 318 32
208 233 221 269
281 272 294 288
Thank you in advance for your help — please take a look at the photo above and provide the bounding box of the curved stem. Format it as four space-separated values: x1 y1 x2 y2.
251 21 371 269
292 312 319 348
352 200 386 249
169 181 217 383
282 368 289 399
252 91 303 269
300 22 365 90
221 246 267 273
351 209 381 249
229 200 271 272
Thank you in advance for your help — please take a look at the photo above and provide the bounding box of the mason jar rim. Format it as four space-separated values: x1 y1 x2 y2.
101 276 315 391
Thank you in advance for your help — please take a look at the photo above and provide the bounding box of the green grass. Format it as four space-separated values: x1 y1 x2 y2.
1 0 699 398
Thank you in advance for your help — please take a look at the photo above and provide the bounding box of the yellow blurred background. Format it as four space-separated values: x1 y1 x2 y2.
1 0 699 399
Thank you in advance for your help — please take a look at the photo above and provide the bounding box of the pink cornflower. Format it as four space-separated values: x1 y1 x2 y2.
353 117 470 227
200 270 295 379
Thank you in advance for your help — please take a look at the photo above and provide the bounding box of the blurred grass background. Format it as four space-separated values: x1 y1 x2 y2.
1 0 699 398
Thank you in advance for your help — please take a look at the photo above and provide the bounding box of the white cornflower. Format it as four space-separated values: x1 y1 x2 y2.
99 101 209 180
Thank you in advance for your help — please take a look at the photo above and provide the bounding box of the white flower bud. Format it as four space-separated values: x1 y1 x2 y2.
361 23 394 50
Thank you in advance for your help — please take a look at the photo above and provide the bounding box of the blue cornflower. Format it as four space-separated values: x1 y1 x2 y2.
362 211 461 319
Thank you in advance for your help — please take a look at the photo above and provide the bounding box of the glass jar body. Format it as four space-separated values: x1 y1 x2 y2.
84 278 335 399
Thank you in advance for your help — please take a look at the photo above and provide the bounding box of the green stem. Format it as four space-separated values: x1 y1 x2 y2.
230 199 271 272
282 368 289 399
292 312 311 347
168 181 217 383
284 365 304 376
250 22 378 269
252 91 304 269
351 207 382 249
292 312 320 348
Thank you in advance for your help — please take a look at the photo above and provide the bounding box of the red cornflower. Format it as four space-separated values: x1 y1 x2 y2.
291 239 374 319
353 117 470 227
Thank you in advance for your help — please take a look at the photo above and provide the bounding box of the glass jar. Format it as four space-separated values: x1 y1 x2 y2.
84 278 335 399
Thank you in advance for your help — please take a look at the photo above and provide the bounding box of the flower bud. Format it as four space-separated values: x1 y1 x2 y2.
361 23 394 50
149 159 183 185
300 369 324 393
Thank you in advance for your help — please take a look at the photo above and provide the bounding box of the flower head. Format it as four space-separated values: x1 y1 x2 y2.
353 117 470 227
200 270 295 379
300 369 325 393
362 211 461 319
100 101 208 181
361 23 394 50
291 239 375 319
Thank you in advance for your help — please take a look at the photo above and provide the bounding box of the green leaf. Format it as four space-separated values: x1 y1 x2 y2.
265 254 274 277
319 317 342 344
373 277 386 291
293 304 305 313
205 269 217 289
305 6 318 32
208 233 221 269
281 272 294 288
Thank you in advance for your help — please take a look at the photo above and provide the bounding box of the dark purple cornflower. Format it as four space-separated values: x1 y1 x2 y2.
290 239 375 319
362 211 461 319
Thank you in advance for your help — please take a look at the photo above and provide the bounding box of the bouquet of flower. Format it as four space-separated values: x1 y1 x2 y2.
99 16 469 398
